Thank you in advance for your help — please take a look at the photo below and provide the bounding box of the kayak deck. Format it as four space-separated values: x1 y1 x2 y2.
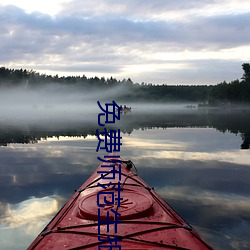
28 154 213 249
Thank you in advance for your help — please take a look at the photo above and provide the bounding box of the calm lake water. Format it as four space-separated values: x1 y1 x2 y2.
0 104 250 249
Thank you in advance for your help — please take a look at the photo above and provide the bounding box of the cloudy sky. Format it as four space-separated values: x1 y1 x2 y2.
0 0 250 85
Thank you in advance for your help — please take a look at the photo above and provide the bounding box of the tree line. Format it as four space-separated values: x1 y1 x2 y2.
0 63 249 104
208 63 250 105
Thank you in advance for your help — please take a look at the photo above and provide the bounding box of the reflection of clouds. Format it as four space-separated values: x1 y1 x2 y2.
0 202 7 218
4 139 99 177
194 223 250 250
122 127 243 152
0 139 100 206
157 186 250 216
121 128 249 166
124 136 186 150
121 149 250 169
42 135 97 142
123 130 188 150
154 150 250 166
0 196 62 250
0 128 249 250
0 196 59 230
157 186 250 249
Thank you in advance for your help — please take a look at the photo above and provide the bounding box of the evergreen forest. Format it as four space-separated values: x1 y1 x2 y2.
0 63 250 105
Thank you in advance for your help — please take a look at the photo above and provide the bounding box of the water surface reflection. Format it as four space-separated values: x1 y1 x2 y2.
0 108 250 249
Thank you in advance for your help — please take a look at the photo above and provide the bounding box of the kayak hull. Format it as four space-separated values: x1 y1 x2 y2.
28 154 213 249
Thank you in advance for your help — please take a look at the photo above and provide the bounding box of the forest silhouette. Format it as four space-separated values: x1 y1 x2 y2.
0 63 250 104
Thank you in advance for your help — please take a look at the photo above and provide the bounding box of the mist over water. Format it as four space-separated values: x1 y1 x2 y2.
0 84 197 124
0 85 98 122
0 84 250 249
1 84 250 149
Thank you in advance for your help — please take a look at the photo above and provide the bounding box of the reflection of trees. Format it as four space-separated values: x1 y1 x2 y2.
118 109 250 151
0 109 250 149
200 109 250 149
0 122 98 146
0 133 38 146
241 133 250 149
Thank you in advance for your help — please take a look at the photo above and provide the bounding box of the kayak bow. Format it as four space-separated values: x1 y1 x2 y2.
28 153 213 249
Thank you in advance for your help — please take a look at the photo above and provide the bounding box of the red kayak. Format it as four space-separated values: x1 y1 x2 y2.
28 153 213 249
